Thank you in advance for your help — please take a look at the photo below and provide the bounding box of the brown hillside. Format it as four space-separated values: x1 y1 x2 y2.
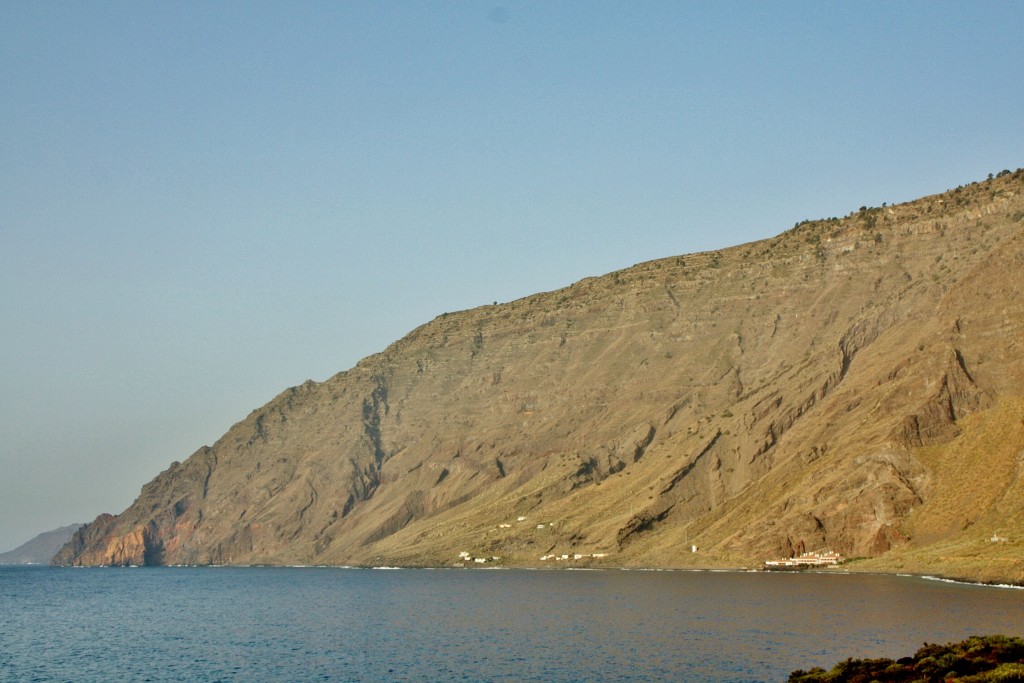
55 171 1024 582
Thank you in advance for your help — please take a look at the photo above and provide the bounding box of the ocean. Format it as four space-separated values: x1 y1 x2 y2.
2 566 1022 682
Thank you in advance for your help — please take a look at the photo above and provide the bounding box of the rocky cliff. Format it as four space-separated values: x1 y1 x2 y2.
55 170 1024 581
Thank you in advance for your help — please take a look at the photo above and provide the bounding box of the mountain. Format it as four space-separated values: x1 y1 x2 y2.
1 524 84 565
55 170 1024 583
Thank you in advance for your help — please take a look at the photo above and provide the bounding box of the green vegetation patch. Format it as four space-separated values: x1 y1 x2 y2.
789 635 1024 682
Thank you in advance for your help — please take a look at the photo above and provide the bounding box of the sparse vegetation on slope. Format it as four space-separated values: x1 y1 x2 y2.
54 171 1024 583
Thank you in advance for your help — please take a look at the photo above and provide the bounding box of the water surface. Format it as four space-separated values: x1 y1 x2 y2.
2 566 1022 682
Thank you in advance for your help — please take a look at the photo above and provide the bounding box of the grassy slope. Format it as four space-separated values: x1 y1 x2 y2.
849 397 1024 584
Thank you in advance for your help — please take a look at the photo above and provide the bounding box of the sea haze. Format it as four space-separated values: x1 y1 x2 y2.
2 567 1023 682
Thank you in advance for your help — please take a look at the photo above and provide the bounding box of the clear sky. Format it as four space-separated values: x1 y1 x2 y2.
1 1 1022 553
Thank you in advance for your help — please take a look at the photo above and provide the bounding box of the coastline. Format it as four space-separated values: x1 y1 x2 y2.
38 559 1024 589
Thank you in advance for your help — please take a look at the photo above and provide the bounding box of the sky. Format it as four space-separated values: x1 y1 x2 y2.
2 1 1023 553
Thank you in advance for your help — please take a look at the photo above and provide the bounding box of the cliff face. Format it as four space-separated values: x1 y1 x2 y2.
54 171 1024 580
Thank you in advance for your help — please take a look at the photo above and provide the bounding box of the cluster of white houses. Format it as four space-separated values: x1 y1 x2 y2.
453 550 610 565
539 552 608 562
456 551 501 565
764 551 844 568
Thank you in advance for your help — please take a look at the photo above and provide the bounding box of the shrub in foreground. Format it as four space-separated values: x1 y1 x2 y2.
789 635 1024 682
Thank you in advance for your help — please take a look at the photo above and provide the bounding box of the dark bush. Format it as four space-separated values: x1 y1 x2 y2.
788 635 1024 682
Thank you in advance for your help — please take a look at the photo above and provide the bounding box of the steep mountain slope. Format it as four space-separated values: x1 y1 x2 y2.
0 524 83 565
55 171 1024 581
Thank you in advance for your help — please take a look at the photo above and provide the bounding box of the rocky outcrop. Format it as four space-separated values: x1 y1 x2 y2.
55 171 1024 577
893 349 992 447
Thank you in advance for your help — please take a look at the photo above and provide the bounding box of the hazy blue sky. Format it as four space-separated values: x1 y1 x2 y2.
2 1 1022 553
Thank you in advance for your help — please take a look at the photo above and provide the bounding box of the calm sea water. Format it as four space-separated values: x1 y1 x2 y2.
1 567 1022 682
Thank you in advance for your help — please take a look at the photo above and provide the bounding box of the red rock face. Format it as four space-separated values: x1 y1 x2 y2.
53 172 1024 580
53 515 141 566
